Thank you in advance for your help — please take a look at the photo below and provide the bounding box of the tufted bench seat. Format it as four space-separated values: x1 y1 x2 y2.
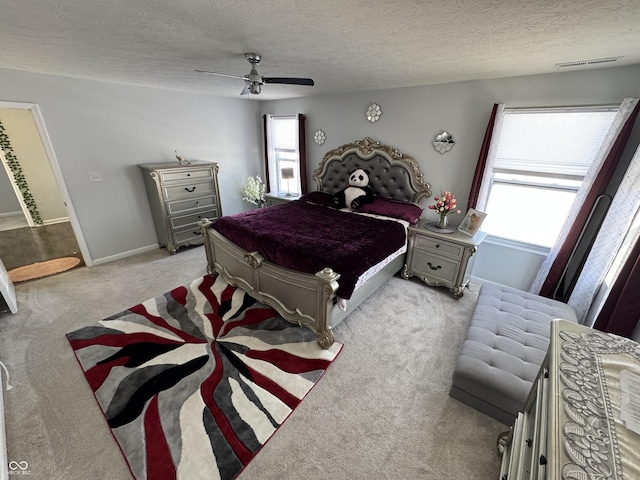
449 282 578 425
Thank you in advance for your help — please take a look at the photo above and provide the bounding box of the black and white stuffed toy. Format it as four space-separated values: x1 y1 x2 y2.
333 168 375 210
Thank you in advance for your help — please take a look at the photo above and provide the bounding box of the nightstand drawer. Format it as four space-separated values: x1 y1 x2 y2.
163 181 216 201
160 168 213 183
167 195 217 215
170 209 219 230
415 235 463 259
411 249 458 283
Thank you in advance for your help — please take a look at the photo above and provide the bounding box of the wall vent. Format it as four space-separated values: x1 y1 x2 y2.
555 57 623 70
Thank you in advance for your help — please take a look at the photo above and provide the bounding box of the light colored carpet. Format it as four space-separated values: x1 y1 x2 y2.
0 246 503 479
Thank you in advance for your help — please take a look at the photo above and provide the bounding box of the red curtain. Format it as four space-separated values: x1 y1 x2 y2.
262 114 270 190
298 114 308 194
467 103 499 209
538 101 640 298
593 236 640 337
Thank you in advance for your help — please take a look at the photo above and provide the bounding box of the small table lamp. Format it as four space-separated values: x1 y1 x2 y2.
281 167 295 196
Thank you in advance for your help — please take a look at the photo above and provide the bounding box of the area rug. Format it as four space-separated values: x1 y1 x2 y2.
67 274 342 480
8 256 83 283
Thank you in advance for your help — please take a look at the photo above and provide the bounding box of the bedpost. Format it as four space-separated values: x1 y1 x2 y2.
199 218 215 276
315 268 340 349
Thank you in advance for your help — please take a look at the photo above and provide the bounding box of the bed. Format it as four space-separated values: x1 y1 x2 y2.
199 137 431 348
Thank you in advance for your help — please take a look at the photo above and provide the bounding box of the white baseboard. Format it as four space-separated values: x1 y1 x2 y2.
42 217 70 225
0 211 22 219
91 244 161 266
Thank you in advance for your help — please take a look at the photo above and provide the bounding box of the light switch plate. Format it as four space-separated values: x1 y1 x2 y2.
89 172 102 182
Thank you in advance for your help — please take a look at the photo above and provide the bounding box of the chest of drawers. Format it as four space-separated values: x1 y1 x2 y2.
402 220 485 298
139 161 221 254
499 319 640 479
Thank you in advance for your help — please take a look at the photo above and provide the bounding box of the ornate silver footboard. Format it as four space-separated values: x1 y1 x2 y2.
200 219 340 348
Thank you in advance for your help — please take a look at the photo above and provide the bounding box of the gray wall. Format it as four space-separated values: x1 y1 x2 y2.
1 64 639 287
0 68 263 263
261 64 640 290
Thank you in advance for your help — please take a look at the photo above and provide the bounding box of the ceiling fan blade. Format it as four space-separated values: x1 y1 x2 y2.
195 69 247 81
240 83 251 95
263 77 314 86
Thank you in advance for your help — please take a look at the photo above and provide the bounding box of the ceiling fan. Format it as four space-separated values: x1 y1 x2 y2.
196 53 315 95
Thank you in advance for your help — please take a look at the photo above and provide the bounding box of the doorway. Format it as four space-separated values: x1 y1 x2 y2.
0 101 91 276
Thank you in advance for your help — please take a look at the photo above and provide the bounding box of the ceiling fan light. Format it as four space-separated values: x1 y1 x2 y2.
250 83 261 94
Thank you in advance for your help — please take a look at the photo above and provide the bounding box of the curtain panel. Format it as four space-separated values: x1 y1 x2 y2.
467 104 506 212
593 235 640 337
573 141 640 327
467 103 500 209
530 98 640 297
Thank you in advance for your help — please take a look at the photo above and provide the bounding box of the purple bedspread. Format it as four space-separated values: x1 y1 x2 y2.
212 198 406 299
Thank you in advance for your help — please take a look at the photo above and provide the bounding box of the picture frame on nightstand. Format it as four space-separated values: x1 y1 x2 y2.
458 208 487 236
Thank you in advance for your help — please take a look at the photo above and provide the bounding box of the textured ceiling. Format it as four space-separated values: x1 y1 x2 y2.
2 0 640 100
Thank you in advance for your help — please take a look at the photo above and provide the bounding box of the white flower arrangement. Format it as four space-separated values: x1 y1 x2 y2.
241 175 266 206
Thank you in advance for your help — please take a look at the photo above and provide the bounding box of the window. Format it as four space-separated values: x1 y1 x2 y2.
482 107 617 247
264 114 306 197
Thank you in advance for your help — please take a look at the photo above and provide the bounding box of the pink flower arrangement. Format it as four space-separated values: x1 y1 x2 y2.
428 191 462 218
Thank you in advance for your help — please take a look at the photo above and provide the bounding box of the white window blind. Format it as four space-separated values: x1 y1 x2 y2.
495 108 618 178
272 116 297 150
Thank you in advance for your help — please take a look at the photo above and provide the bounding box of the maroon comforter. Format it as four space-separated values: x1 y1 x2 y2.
212 197 406 299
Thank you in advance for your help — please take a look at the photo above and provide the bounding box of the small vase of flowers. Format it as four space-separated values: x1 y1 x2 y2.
428 191 461 229
241 175 266 207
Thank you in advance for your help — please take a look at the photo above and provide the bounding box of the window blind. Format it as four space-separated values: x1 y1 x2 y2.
494 109 617 177
271 116 297 150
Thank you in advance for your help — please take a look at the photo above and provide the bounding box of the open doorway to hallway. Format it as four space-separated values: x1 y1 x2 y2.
0 102 90 285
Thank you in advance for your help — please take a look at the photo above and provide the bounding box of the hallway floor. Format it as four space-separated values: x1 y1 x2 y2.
0 221 83 270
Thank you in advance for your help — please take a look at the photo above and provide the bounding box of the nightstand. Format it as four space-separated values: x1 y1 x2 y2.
265 193 300 206
402 219 486 298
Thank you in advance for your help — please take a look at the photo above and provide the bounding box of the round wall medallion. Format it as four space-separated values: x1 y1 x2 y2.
366 103 382 123
432 131 455 154
314 129 326 146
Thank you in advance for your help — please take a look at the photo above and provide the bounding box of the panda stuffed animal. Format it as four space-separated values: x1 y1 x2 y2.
333 168 375 210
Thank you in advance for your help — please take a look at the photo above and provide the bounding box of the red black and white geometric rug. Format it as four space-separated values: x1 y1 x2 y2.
67 274 342 480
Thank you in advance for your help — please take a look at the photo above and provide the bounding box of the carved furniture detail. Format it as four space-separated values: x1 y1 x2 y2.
499 319 640 479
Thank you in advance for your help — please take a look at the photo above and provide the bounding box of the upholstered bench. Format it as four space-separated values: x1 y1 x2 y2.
449 282 578 425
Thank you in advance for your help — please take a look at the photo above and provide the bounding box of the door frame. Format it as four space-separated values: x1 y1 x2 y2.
0 101 93 266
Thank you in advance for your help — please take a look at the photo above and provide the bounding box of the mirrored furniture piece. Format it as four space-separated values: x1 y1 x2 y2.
403 219 486 298
139 161 221 254
499 319 640 480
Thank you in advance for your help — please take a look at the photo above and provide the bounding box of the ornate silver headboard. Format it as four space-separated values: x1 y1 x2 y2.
312 137 431 203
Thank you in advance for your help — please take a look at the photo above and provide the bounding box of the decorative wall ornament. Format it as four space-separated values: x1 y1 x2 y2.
0 119 43 225
432 131 455 154
314 129 326 146
366 103 382 123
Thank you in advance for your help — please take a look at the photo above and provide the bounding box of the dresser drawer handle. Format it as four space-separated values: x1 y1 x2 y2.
435 244 440 248
185 186 196 193
427 262 441 271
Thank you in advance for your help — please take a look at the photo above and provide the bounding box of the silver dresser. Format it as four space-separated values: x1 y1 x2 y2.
499 319 640 479
139 161 221 254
